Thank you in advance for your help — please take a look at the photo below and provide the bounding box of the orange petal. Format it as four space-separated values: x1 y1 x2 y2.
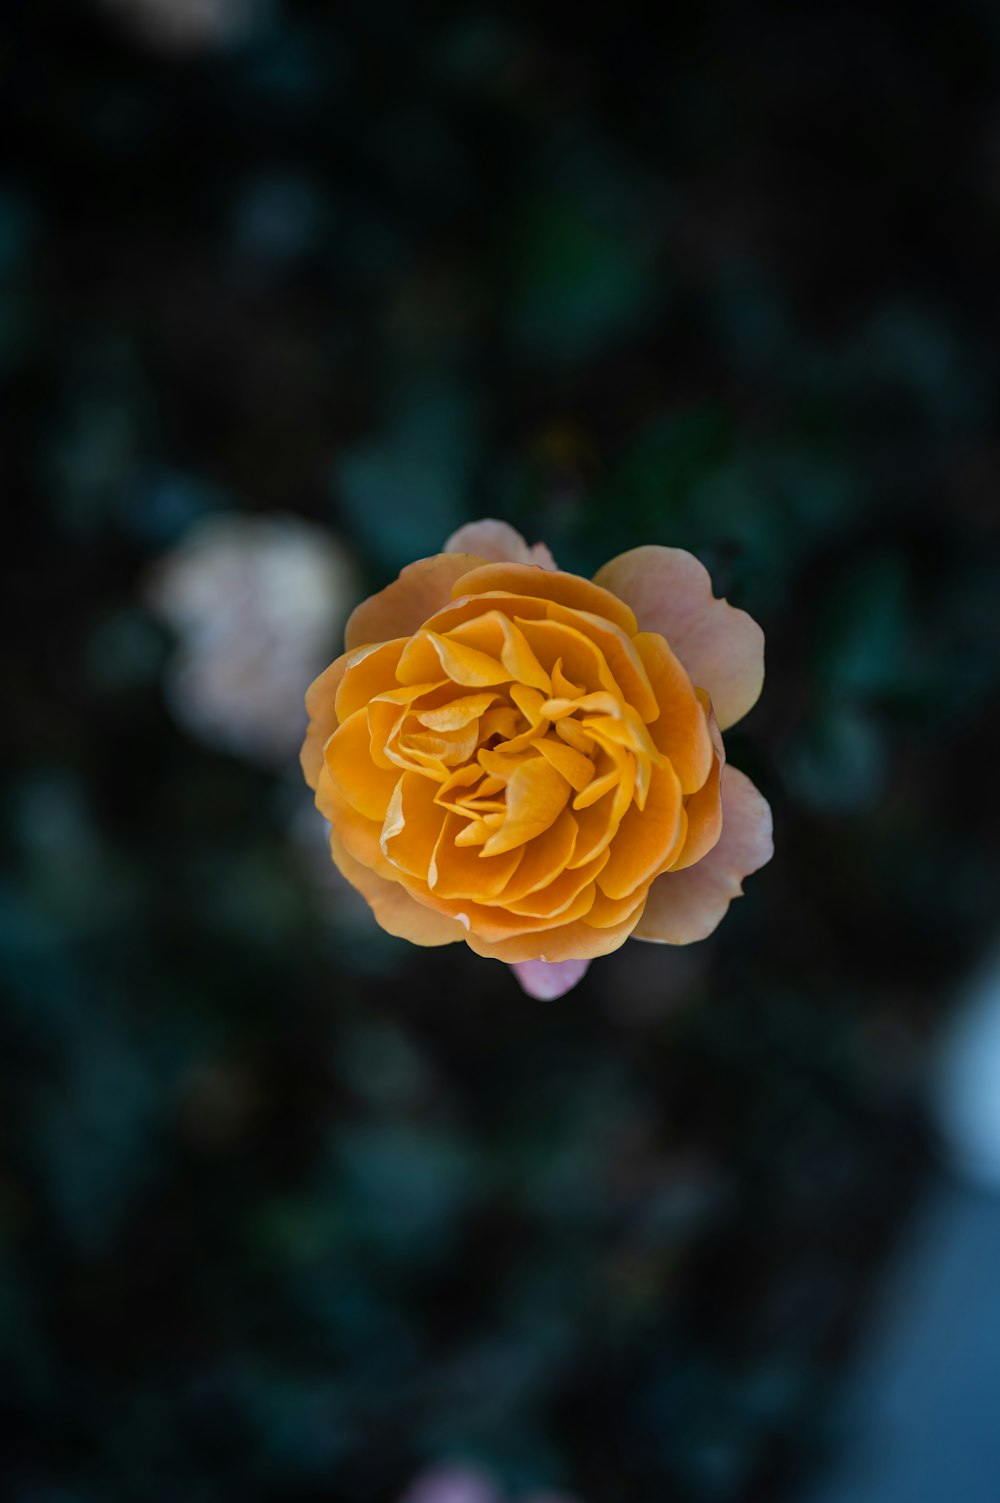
595 547 764 730
424 630 511 687
335 639 408 722
670 748 723 872
329 828 466 947
319 773 398 880
498 809 579 901
381 772 447 879
428 813 523 900
569 787 625 868
465 909 643 964
503 851 608 919
635 766 773 944
544 602 659 721
367 698 411 771
481 758 571 856
399 871 597 942
596 761 684 900
633 632 714 794
584 888 648 929
420 590 551 637
534 735 594 793
452 563 638 635
551 657 584 699
345 553 487 651
301 654 350 789
444 518 556 569
325 707 402 820
479 705 522 741
514 618 605 696
415 692 499 731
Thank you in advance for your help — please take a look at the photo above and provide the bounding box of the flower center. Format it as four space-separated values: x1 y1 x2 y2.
371 610 664 861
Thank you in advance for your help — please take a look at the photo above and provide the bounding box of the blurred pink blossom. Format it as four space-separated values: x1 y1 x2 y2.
99 0 266 53
396 1466 500 1503
146 512 359 766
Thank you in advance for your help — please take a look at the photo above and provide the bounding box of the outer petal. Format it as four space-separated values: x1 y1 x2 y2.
301 654 351 789
452 563 639 636
634 766 772 944
466 906 645 964
344 553 487 651
594 546 764 730
510 958 590 999
329 829 466 946
445 518 557 570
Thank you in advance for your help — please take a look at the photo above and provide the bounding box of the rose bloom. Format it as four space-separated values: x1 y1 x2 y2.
302 520 772 999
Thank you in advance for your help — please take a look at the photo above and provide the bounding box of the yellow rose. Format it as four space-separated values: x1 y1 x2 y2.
302 520 772 998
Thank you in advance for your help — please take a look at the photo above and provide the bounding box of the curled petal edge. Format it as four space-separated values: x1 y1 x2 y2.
634 765 772 944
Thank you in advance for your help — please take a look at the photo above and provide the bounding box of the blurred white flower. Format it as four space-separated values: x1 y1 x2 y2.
935 942 1000 1191
146 512 359 766
394 1468 585 1503
99 0 268 53
396 1468 500 1503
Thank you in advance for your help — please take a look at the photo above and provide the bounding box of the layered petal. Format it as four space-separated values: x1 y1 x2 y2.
594 546 764 729
300 653 350 789
329 829 466 946
445 518 557 570
466 905 645 963
634 766 772 944
452 563 639 636
345 553 487 651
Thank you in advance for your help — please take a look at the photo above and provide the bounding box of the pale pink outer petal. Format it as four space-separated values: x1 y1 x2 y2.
510 957 591 999
594 545 764 730
445 518 557 570
634 766 773 944
344 553 487 651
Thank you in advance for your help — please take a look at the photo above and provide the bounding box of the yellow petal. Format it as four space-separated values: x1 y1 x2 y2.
425 630 511 687
479 705 522 741
415 692 499 731
551 657 583 699
325 708 401 820
398 722 480 767
480 758 572 856
533 735 594 793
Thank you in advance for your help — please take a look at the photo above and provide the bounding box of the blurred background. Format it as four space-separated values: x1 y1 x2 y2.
2 1 1000 1500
